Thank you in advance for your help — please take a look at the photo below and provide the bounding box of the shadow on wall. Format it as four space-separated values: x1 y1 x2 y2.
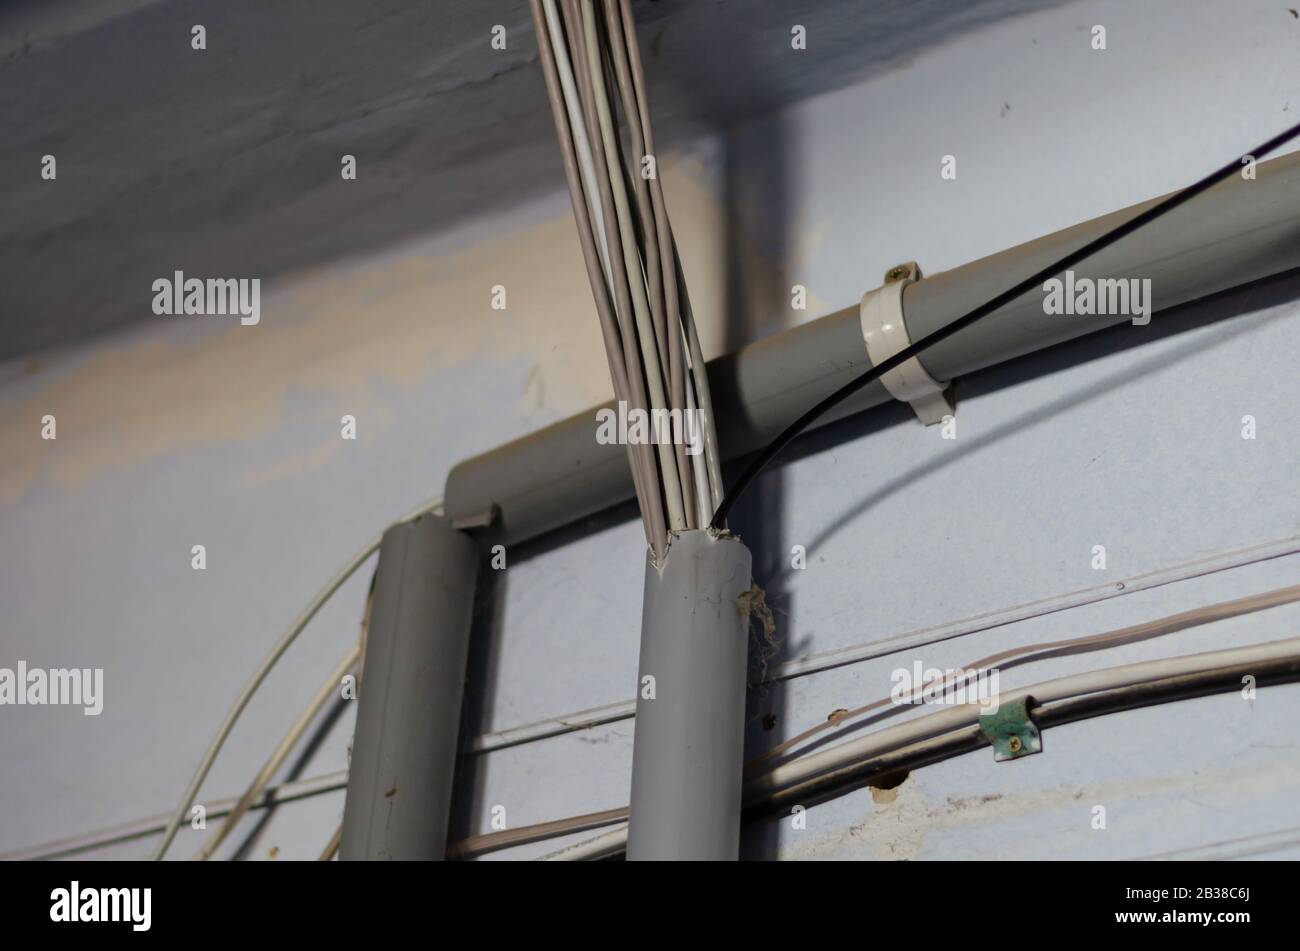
0 0 1071 360
784 266 1300 567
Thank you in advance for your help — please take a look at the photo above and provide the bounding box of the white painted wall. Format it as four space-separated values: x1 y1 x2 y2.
3 0 1300 860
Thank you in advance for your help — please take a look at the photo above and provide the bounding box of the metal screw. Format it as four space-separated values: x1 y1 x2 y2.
886 265 909 282
1007 735 1023 754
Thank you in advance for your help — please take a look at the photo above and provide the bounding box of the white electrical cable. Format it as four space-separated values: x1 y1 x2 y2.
548 636 1300 859
616 0 724 515
684 366 712 528
539 825 628 861
537 0 725 542
150 497 444 861
24 612 1300 861
468 545 1300 754
754 580 1300 769
0 770 349 862
194 643 360 860
534 0 668 555
580 2 687 531
319 823 343 861
541 0 615 297
750 635 1300 798
678 281 724 514
611 0 725 518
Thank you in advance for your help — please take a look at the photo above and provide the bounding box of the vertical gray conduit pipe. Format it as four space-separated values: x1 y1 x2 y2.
339 514 479 861
627 530 753 860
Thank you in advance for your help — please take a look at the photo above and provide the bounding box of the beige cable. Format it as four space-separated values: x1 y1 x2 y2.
578 0 687 532
600 0 696 525
565 0 670 555
448 806 628 860
319 823 342 861
531 0 665 555
195 644 360 860
447 582 1300 858
151 497 443 860
618 0 725 511
748 580 1300 770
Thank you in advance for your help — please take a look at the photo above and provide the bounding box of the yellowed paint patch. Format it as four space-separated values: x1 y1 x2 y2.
1 154 786 505
787 751 1300 860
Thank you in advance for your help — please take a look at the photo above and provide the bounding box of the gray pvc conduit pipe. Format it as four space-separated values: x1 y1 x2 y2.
627 530 753 860
445 151 1300 546
904 150 1300 378
427 151 1300 863
340 514 479 861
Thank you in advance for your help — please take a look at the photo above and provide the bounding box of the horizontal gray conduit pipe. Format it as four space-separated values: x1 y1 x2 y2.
446 152 1300 545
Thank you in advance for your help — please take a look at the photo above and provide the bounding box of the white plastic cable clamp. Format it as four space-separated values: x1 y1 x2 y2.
859 262 953 426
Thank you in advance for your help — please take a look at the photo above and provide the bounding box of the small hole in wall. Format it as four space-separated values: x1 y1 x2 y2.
869 769 909 804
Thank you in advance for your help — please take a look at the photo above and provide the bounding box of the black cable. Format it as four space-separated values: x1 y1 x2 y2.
587 656 1300 856
710 120 1300 529
745 655 1300 825
577 654 1300 859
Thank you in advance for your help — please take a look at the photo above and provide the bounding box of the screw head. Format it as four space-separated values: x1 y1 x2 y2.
886 265 909 282
1007 735 1023 753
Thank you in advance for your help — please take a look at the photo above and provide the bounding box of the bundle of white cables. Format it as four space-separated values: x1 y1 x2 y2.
530 0 725 559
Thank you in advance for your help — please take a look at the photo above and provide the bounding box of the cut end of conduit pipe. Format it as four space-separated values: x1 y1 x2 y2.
648 525 742 571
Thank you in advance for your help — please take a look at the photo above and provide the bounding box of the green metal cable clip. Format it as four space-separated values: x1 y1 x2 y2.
978 696 1042 762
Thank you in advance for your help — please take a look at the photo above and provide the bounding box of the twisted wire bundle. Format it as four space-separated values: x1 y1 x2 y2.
530 0 725 559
